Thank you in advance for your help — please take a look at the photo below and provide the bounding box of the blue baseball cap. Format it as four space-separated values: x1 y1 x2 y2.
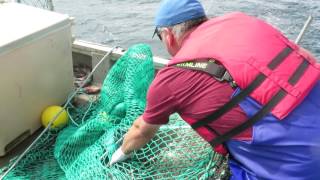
154 0 206 27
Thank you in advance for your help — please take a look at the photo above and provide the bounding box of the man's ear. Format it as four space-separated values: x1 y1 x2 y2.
163 28 175 48
162 28 179 56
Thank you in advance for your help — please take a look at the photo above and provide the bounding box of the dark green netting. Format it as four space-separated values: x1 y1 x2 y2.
0 44 227 180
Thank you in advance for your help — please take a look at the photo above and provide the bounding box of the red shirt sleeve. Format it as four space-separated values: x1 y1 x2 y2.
142 73 177 125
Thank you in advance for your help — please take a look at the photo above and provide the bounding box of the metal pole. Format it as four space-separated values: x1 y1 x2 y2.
48 0 54 11
295 16 313 44
0 46 119 180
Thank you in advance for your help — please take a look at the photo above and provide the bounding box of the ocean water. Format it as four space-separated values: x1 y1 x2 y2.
53 0 320 59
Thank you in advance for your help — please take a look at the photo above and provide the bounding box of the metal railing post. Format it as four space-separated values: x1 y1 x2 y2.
48 0 54 11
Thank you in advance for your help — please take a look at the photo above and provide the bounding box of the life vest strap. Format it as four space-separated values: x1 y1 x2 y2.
208 57 309 146
179 46 313 147
173 46 310 146
191 73 267 129
268 47 293 70
288 59 309 85
209 89 287 146
175 60 234 83
190 47 293 129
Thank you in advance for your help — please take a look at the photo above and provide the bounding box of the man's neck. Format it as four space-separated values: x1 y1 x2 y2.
178 27 197 47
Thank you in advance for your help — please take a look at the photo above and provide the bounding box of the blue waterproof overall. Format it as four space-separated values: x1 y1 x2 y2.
227 81 320 180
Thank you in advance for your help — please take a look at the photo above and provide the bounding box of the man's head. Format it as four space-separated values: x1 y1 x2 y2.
154 0 207 56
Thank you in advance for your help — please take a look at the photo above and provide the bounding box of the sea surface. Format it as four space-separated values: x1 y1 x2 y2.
52 0 320 59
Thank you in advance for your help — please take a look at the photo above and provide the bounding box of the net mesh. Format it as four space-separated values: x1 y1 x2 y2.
18 0 53 10
0 44 227 179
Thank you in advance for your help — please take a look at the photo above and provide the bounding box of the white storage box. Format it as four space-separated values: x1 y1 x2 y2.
0 3 73 156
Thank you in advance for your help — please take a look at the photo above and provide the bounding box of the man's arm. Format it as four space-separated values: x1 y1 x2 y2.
110 116 160 165
110 72 174 165
121 116 160 154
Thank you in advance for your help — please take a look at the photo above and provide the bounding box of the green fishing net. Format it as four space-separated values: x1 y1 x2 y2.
0 44 228 180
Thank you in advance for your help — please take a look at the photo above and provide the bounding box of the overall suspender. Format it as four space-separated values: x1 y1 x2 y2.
175 46 309 147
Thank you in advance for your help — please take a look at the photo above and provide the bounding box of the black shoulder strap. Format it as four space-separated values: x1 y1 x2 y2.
175 47 310 147
191 47 292 129
175 60 233 82
209 57 309 147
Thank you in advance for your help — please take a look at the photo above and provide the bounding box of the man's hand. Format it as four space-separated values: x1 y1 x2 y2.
109 147 132 166
109 116 160 165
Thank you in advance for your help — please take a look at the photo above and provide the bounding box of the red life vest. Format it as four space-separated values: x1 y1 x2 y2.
169 12 320 120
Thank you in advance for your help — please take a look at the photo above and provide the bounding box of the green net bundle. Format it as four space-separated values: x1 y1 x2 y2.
1 44 227 179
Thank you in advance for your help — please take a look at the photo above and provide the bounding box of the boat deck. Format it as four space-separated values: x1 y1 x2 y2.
0 129 42 169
